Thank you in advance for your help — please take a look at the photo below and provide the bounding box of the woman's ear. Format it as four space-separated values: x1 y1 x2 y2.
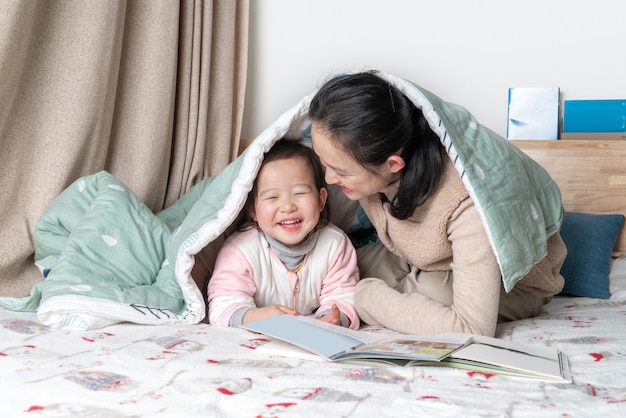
386 155 405 174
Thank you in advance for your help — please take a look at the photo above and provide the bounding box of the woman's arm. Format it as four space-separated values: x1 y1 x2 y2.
355 199 501 336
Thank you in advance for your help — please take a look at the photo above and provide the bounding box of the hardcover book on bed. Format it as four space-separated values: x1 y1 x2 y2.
242 314 572 382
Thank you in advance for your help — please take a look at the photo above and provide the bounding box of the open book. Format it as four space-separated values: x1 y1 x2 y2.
241 315 571 383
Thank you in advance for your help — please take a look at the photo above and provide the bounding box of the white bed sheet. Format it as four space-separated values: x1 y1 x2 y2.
1 254 626 417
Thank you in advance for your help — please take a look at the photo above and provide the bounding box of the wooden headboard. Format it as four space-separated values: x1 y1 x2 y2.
511 140 626 252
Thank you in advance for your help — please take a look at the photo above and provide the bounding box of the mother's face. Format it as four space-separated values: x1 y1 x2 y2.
310 122 401 201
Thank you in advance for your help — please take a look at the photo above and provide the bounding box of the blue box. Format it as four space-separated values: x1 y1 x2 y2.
563 99 626 132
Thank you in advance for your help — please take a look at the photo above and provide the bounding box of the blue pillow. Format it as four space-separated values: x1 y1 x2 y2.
559 212 624 298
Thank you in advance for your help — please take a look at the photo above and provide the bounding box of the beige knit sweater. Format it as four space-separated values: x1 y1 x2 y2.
356 159 566 336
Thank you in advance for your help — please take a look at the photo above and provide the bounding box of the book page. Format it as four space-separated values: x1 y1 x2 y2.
340 335 469 361
467 334 559 360
450 343 562 378
445 334 568 381
241 315 378 359
256 337 325 361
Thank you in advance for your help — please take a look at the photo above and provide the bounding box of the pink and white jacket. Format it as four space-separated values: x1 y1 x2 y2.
208 223 360 329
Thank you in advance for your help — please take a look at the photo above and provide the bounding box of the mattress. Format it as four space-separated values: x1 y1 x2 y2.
2 254 625 417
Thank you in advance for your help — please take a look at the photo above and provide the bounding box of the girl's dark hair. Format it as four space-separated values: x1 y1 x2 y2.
308 71 445 220
236 139 330 231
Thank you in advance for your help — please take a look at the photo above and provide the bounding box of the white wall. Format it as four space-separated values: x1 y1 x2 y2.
242 0 626 139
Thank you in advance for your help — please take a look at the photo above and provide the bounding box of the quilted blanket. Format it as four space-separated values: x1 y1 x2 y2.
0 70 562 330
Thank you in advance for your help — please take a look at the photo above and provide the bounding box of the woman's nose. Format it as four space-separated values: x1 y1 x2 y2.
324 170 337 185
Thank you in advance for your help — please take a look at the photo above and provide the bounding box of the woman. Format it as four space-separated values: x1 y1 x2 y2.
308 71 566 337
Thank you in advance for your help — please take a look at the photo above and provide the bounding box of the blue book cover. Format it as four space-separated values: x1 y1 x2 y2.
563 99 626 132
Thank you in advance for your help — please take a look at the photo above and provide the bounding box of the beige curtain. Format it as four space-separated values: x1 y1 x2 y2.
0 0 249 297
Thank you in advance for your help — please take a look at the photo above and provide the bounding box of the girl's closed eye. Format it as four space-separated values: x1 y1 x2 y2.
260 193 279 201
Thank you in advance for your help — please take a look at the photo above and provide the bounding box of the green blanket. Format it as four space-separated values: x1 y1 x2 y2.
0 70 562 330
385 73 562 290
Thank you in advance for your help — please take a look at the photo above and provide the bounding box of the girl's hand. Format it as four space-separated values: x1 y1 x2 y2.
318 304 341 326
242 305 298 324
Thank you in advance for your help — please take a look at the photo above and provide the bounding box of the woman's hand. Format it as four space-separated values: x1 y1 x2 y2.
242 305 298 324
317 304 341 326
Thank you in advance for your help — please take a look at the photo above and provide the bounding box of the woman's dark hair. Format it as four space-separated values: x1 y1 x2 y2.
236 139 331 231
308 71 445 220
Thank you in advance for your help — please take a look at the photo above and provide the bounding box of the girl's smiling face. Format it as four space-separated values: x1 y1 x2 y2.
251 156 327 247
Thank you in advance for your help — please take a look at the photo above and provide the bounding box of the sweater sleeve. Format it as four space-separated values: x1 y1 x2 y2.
444 198 502 335
207 239 258 326
355 198 501 336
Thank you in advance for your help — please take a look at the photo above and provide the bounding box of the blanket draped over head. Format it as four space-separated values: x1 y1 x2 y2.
0 71 562 330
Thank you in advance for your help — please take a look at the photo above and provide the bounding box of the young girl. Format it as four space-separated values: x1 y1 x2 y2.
308 71 566 337
207 140 360 329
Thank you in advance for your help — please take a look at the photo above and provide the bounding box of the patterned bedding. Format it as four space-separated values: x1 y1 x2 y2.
2 255 625 417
